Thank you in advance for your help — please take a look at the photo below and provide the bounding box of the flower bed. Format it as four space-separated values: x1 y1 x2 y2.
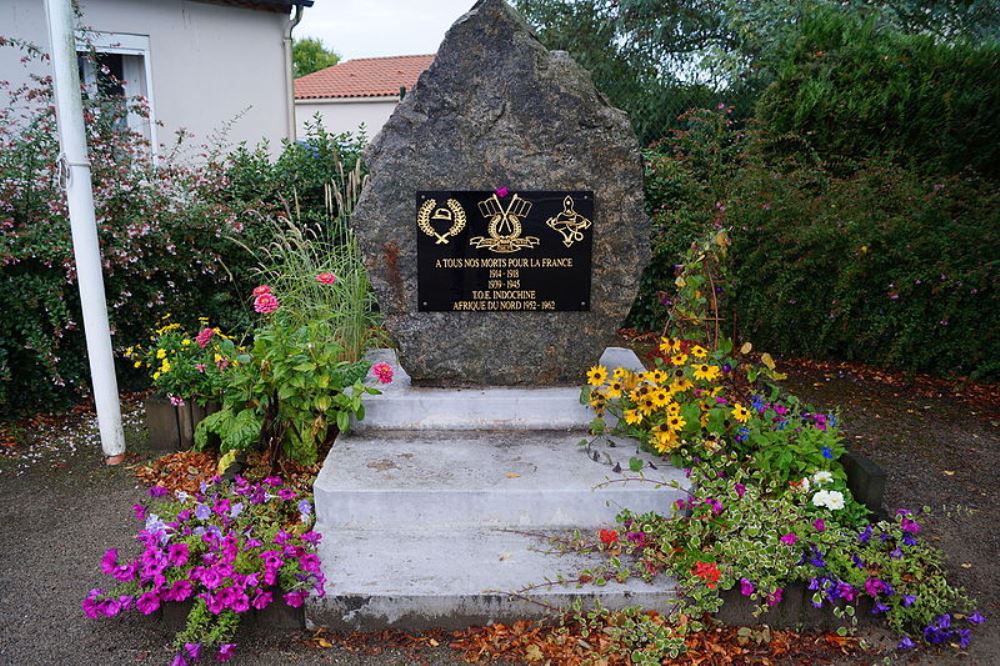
83 476 323 664
571 229 985 662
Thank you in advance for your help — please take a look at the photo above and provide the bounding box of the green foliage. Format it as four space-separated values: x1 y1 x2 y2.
126 318 241 403
292 37 339 78
195 310 377 465
756 9 1000 177
634 107 999 379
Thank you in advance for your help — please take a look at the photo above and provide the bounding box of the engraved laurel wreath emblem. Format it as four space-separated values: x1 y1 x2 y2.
470 193 540 254
417 198 467 244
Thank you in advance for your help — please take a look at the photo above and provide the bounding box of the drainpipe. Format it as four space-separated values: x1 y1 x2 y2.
283 4 304 141
44 0 126 464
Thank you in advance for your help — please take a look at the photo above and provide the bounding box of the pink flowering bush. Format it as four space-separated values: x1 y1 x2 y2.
0 37 367 412
83 476 324 664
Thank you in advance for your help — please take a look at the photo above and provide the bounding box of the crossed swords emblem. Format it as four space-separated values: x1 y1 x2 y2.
469 193 540 254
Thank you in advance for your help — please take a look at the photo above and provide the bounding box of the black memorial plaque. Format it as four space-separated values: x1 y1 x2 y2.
416 190 594 312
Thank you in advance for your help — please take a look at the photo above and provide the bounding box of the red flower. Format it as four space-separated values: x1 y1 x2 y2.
316 272 337 285
252 284 271 296
598 529 619 545
692 561 721 588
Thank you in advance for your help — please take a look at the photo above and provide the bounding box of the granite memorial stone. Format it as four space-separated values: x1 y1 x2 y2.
352 0 649 385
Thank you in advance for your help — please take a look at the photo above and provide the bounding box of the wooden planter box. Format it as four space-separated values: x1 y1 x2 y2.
716 583 877 630
145 396 219 451
840 448 888 519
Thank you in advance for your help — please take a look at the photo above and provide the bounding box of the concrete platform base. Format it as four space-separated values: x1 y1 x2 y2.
310 349 683 630
308 527 678 631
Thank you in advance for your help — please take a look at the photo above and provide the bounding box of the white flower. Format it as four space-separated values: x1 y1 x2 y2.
812 471 834 485
811 490 831 508
800 477 811 492
825 490 845 510
811 489 846 511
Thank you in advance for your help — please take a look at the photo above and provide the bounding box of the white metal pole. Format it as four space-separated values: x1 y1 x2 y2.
44 0 126 462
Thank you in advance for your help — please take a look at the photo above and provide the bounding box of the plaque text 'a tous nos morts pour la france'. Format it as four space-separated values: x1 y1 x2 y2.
416 190 594 312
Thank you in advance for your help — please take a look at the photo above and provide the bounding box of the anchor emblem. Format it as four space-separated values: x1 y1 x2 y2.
545 196 591 248
469 192 539 254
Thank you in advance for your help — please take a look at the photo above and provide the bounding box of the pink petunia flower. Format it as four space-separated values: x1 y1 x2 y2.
316 272 337 285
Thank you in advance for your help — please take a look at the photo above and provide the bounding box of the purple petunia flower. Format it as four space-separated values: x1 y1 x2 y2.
184 643 202 661
858 525 872 543
897 636 915 650
217 643 237 662
148 485 169 498
739 578 754 596
780 533 798 545
170 654 188 666
821 446 833 459
968 611 985 624
902 594 917 608
133 504 146 521
194 503 212 521
734 483 746 498
813 518 826 532
135 591 160 615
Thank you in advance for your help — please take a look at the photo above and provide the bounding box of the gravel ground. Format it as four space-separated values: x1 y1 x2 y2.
1 366 997 665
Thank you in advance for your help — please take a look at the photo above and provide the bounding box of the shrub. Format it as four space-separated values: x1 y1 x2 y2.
0 39 365 413
756 8 1000 178
633 107 999 379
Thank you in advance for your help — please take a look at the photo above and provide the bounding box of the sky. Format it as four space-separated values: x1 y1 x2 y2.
296 0 476 61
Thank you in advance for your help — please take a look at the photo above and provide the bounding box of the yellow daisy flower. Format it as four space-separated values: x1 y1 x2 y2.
653 429 680 453
732 403 751 423
587 365 609 386
156 348 166 360
670 352 689 366
651 389 670 407
612 367 628 380
152 371 161 380
648 369 669 384
666 402 681 416
133 360 142 369
181 339 192 346
638 396 658 416
658 337 680 354
692 363 714 381
606 381 624 399
623 409 643 425
669 378 693 395
667 415 687 432
690 345 708 359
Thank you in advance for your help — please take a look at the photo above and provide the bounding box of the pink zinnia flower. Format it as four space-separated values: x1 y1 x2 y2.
316 272 336 285
252 285 271 296
372 361 393 384
253 293 279 314
195 327 215 349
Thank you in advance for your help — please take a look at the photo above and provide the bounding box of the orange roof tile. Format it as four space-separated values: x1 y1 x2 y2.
294 54 435 100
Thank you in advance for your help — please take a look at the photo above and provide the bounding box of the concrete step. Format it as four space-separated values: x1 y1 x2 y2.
314 430 688 530
351 346 647 432
353 386 596 431
307 526 679 631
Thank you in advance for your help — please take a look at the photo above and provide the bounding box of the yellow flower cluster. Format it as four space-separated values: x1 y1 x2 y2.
585 337 751 456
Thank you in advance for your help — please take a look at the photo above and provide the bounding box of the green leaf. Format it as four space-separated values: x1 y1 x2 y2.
629 457 644 472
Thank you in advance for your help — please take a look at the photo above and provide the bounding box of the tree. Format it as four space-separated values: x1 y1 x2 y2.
293 37 339 78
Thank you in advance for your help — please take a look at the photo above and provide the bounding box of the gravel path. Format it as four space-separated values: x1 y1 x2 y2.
1 366 996 665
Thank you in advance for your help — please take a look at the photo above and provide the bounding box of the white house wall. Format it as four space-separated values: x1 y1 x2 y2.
295 98 398 139
0 0 292 157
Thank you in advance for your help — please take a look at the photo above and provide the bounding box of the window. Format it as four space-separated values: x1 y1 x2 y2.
76 32 157 151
